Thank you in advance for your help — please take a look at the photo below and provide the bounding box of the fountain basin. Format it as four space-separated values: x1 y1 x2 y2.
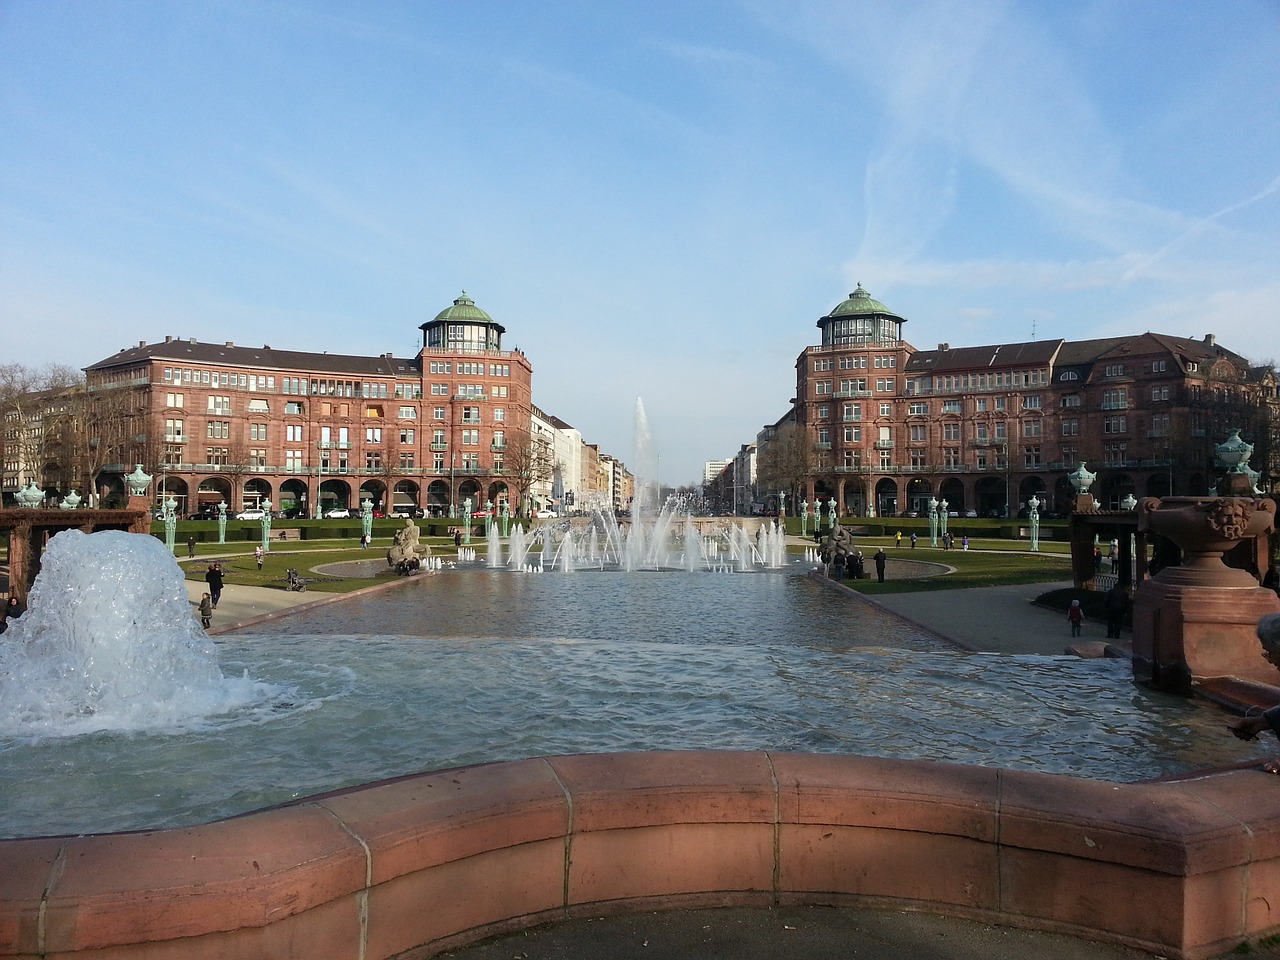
2 750 1276 960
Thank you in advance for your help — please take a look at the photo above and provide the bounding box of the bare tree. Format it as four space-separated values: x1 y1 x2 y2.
504 427 553 514
757 421 812 509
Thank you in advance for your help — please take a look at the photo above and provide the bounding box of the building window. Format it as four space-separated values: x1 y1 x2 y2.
1151 413 1170 436
1060 394 1081 408
461 406 481 424
247 399 269 414
250 422 268 441
206 447 228 465
285 450 303 471
942 400 962 414
286 424 304 442
400 452 415 469
398 406 417 419
366 427 382 443
1061 419 1079 436
494 408 505 422
365 451 382 469
1151 386 1169 401
814 380 832 395
1152 359 1167 372
976 424 989 442
164 419 184 442
433 452 446 471
844 425 861 442
875 378 894 393
432 429 446 447
1104 442 1127 465
492 430 505 449
250 448 267 468
1104 364 1125 377
166 392 184 408
400 428 415 444
813 357 833 371
909 423 927 442
910 450 927 468
207 421 230 439
1104 416 1128 434
285 401 304 416
1022 395 1042 409
943 422 960 441
462 452 480 472
1024 446 1041 467
1023 419 1041 438
1102 388 1127 410
462 429 479 445
943 448 960 467
207 395 231 415
842 403 861 421
879 403 892 417
909 402 928 416
817 405 829 420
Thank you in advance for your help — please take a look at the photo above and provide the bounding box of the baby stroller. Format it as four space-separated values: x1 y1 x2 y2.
285 568 306 592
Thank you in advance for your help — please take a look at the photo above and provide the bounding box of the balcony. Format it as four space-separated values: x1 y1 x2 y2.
429 443 448 451
873 440 895 450
1099 402 1129 411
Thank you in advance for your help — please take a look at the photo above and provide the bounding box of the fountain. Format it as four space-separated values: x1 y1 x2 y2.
4 414 1280 959
0 530 285 736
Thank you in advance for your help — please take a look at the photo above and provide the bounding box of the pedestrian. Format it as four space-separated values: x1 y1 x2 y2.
454 530 462 548
187 536 196 559
1093 547 1103 573
360 533 370 550
1068 599 1084 637
1104 583 1130 639
961 534 969 552
874 548 887 583
895 531 902 548
832 551 846 581
909 532 917 549
0 595 19 634
198 593 213 629
254 545 263 570
204 562 224 608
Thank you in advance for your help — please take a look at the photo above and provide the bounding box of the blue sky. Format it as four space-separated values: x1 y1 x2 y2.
3 1 1277 486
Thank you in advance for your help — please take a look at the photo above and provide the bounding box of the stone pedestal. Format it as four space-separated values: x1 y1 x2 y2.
1132 580 1280 692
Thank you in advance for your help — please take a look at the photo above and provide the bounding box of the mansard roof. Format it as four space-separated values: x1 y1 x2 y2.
85 338 421 378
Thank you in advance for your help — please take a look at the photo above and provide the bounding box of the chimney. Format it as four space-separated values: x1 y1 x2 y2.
138 340 146 348
165 335 173 343
190 337 198 344
226 341 234 347
1204 334 1216 346
938 343 950 351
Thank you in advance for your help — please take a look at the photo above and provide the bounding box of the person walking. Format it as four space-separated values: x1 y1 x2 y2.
187 536 196 559
832 551 846 581
961 534 969 552
254 545 263 570
895 531 902 548
873 548 887 583
204 562 224 608
909 532 917 549
1068 599 1084 637
1104 583 1130 639
198 593 213 629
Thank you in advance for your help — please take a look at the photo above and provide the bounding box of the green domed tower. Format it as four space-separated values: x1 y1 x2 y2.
817 284 906 346
420 291 506 352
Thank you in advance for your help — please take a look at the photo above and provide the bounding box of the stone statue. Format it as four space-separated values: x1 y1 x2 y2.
387 518 430 571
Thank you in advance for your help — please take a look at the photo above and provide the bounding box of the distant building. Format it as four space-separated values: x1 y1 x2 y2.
767 285 1277 518
83 292 536 516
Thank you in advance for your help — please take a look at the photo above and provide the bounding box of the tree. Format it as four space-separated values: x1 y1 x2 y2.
756 421 812 509
504 427 554 515
0 363 85 496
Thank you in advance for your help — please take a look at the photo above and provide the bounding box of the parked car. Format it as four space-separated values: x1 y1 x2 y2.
963 509 978 518
535 509 557 519
282 507 307 519
471 509 492 518
235 508 266 521
324 507 351 519
189 505 221 520
391 507 424 518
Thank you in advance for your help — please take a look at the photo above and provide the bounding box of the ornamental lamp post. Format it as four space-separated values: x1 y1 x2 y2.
928 496 939 547
1028 494 1041 552
260 500 273 554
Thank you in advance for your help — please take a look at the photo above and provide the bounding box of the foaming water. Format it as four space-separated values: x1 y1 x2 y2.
0 566 1259 838
0 530 288 738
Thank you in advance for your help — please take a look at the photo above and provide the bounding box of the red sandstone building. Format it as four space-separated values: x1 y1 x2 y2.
789 286 1276 517
83 293 533 517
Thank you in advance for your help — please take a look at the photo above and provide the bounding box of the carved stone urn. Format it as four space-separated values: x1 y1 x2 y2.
1137 495 1276 588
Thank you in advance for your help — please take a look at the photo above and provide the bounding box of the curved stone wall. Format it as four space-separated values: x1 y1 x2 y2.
2 751 1277 960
